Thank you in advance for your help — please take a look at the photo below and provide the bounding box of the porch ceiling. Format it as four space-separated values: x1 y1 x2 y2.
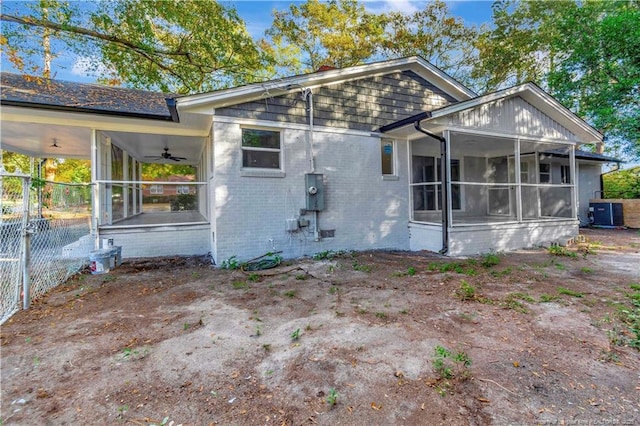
1 107 209 164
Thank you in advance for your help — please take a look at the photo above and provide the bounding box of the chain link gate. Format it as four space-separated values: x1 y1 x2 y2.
1 172 93 324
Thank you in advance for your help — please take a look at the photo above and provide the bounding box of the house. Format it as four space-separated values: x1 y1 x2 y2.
0 57 619 262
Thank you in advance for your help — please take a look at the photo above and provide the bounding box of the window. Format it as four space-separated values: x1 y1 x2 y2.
560 165 571 184
381 139 395 175
176 185 190 194
242 128 281 169
150 184 163 195
539 163 550 183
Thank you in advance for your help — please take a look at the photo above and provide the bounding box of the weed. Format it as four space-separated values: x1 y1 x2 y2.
313 250 348 260
432 345 471 381
283 290 296 298
407 266 417 276
247 273 261 282
265 369 274 376
183 323 190 330
191 271 201 278
352 260 372 272
295 274 307 280
502 294 530 313
630 283 640 291
489 267 512 278
262 344 271 351
221 255 241 270
305 323 313 331
554 262 567 271
400 309 408 314
580 267 594 274
328 286 338 295
33 356 40 366
481 253 500 268
548 245 577 258
358 308 368 314
326 388 339 406
375 312 388 319
25 337 32 344
290 328 301 341
255 325 262 336
232 281 248 290
456 280 476 301
539 294 561 303
558 287 584 298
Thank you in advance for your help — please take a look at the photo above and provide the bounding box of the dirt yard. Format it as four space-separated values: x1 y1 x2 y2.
2 228 639 425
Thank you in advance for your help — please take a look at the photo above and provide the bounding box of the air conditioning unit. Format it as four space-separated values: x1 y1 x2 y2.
589 202 623 226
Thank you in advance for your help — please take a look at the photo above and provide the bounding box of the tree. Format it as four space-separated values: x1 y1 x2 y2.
603 167 640 199
473 0 640 159
265 0 386 74
381 1 480 87
1 0 272 93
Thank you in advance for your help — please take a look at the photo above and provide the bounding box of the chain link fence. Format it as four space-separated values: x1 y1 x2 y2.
1 173 93 324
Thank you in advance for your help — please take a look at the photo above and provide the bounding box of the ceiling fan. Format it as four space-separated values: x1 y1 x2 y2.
145 147 187 162
50 138 60 148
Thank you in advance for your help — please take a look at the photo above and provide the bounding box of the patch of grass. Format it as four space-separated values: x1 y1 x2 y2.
247 273 261 282
232 281 248 290
502 293 531 313
328 286 338 295
580 267 594 274
407 266 417 276
290 328 301 341
481 252 500 268
539 294 561 303
352 260 372 273
558 287 584 298
455 280 476 301
313 250 348 260
262 344 271 351
548 245 577 258
326 388 339 406
295 274 308 280
489 267 512 278
375 312 388 319
283 290 296 298
399 309 408 314
554 262 567 271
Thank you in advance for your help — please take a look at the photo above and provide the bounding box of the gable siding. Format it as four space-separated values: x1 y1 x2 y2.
447 96 577 141
216 71 457 131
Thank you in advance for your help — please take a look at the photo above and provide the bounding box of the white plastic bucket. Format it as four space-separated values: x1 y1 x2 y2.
89 249 112 274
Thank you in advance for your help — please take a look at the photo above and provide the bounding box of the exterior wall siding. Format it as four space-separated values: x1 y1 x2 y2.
448 220 578 256
100 224 210 258
448 96 577 141
577 163 602 223
216 71 456 132
211 121 410 263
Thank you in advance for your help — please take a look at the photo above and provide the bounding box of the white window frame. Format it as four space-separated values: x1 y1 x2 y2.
241 127 282 171
176 185 190 194
539 163 551 183
381 139 398 180
150 184 163 195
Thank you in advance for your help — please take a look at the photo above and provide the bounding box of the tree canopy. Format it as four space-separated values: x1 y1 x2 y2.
1 0 271 93
474 0 640 159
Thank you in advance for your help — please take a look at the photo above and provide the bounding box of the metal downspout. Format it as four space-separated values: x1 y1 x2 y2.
413 121 449 255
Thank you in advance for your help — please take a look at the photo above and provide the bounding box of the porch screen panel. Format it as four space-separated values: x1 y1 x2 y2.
520 140 575 221
110 143 124 222
449 132 517 225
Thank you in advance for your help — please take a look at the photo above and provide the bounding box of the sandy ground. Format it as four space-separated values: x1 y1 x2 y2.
1 228 639 425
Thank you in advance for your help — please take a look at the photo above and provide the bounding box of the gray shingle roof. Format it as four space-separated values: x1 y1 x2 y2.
0 73 174 120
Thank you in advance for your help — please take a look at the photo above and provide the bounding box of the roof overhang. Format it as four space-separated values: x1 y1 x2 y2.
175 56 476 113
380 83 604 144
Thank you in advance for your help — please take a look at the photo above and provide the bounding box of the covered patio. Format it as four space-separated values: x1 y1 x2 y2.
381 83 602 256
1 73 212 258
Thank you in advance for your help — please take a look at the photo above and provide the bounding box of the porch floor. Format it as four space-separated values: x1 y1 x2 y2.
107 211 207 227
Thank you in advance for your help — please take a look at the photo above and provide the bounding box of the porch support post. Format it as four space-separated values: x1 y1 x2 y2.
570 145 577 219
515 138 523 222
444 130 452 230
90 129 100 250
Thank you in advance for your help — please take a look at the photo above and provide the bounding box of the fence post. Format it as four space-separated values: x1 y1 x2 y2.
21 176 31 310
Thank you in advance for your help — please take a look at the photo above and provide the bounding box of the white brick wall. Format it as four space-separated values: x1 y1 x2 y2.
100 224 210 258
448 220 578 256
211 121 411 264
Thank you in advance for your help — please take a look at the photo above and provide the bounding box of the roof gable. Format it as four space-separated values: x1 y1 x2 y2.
176 56 476 112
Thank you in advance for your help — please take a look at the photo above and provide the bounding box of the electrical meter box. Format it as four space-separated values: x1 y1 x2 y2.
305 173 324 211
